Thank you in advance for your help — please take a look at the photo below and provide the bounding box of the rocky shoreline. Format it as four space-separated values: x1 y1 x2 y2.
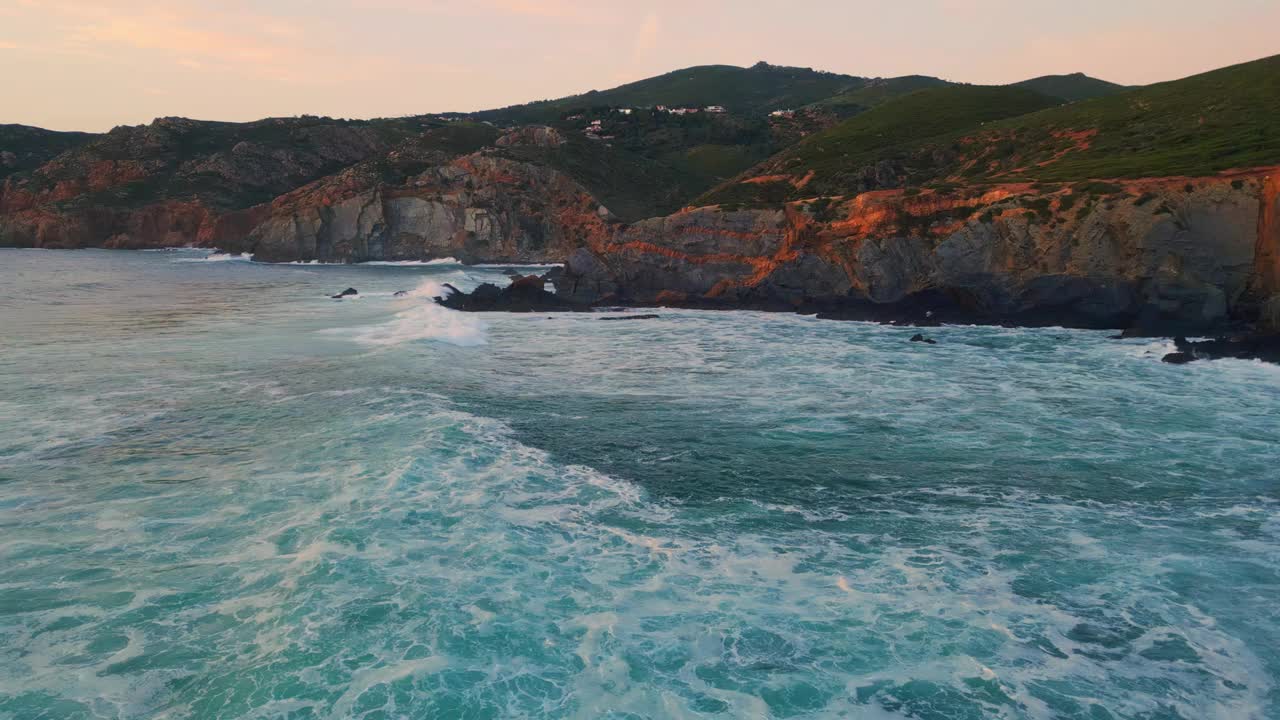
434 270 1280 364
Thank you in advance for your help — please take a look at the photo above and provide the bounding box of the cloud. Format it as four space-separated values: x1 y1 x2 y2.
634 12 660 55
66 10 284 65
350 0 616 25
0 41 19 50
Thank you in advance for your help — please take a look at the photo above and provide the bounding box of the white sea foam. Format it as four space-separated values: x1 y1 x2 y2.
359 257 461 266
176 252 255 263
399 278 458 300
332 279 485 347
474 262 562 269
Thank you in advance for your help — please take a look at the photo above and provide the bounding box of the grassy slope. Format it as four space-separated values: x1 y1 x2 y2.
1011 73 1129 102
702 85 1060 204
987 54 1280 180
704 54 1280 205
803 75 953 117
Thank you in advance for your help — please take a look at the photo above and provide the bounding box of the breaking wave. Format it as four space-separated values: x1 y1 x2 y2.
330 279 485 347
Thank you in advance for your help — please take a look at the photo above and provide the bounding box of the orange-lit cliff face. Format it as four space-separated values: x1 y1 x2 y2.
1254 175 1280 290
1252 174 1280 328
559 168 1280 332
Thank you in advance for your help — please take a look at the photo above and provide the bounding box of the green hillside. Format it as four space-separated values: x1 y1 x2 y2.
803 75 953 117
982 54 1280 180
702 85 1060 205
703 54 1280 206
474 62 866 124
1011 73 1130 102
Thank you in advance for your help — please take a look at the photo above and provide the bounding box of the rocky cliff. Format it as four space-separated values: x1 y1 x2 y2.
240 148 617 264
555 169 1280 333
0 116 483 253
0 120 616 263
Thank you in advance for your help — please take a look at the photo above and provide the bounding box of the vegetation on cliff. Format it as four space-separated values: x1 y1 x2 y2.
704 54 1280 206
0 125 95 178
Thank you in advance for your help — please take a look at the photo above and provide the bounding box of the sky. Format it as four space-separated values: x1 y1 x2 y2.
2 0 1277 132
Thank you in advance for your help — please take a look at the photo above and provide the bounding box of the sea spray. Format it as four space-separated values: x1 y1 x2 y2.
335 278 487 347
176 252 255 263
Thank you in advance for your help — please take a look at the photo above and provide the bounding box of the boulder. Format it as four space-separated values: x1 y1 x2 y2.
436 274 586 312
599 314 660 321
1159 334 1280 364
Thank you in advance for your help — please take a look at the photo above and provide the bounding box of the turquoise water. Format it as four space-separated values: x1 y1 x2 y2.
1 249 1278 719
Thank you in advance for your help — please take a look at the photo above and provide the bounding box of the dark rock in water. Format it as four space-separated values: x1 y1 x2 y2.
332 287 358 299
810 290 967 327
909 333 937 344
435 274 587 312
1108 334 1125 340
393 290 409 297
1159 334 1280 364
600 314 660 321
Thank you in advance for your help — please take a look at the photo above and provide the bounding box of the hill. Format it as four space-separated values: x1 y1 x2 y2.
702 84 1061 205
470 65 965 217
3 115 451 212
802 75 954 117
0 125 96 178
1011 72 1129 102
473 62 866 124
703 54 1280 205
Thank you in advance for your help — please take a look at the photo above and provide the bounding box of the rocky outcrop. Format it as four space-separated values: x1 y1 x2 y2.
0 116 466 253
0 200 269 250
1163 334 1280 364
435 273 586 312
554 170 1280 333
495 126 566 149
242 153 617 263
0 116 616 264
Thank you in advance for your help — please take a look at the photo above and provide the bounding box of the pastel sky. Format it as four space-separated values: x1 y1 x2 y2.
2 0 1277 132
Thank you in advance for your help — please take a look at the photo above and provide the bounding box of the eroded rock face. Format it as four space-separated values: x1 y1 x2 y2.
0 116 476 254
554 170 1279 333
244 154 617 264
494 126 565 149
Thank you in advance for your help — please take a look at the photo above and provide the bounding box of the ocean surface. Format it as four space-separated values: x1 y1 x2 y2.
1 248 1278 720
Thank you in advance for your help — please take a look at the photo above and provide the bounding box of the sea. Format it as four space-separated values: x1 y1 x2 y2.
1 248 1278 719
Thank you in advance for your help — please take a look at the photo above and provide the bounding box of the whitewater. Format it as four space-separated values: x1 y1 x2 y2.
1 249 1277 719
